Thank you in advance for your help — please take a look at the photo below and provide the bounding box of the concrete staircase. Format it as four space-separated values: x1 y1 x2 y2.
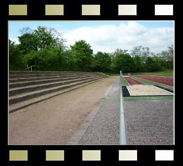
9 71 108 113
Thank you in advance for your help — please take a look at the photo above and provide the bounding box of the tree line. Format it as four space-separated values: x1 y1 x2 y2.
9 26 173 73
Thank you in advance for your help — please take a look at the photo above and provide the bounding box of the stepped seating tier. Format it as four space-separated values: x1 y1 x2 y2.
9 71 108 113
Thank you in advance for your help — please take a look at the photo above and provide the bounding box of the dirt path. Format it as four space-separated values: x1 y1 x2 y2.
9 76 117 145
124 76 145 85
133 75 173 86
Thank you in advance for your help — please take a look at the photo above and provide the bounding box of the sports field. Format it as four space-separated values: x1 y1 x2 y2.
133 75 173 86
121 75 174 100
121 74 174 145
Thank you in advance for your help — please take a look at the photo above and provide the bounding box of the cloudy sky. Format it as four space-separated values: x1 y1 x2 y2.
9 21 174 54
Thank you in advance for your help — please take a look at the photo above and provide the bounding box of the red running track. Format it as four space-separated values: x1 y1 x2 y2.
124 77 145 85
132 75 173 86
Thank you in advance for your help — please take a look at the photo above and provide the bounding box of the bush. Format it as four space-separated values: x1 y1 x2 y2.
9 40 24 71
113 53 135 73
145 57 161 72
23 46 67 71
93 52 111 72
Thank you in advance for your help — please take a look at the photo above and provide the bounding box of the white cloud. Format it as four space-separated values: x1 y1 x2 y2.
9 38 20 45
61 21 174 54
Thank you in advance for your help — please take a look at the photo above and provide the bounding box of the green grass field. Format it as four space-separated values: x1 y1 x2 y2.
123 95 173 100
131 69 173 77
108 69 173 77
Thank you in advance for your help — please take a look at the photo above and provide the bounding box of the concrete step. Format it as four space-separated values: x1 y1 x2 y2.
9 75 101 89
9 73 75 78
9 77 98 96
9 75 67 83
9 71 102 77
9 71 76 74
9 71 101 74
96 72 109 78
9 77 100 105
8 71 106 112
9 73 101 82
9 72 96 79
9 76 75 88
9 71 75 75
9 78 101 113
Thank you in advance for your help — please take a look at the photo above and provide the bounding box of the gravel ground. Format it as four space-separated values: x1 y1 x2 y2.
124 99 173 145
9 76 116 145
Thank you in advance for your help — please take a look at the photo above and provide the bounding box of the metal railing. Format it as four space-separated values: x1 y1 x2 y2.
26 65 40 71
120 70 127 145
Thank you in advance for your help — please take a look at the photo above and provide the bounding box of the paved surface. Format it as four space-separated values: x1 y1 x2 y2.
78 76 120 145
124 99 173 145
68 77 173 145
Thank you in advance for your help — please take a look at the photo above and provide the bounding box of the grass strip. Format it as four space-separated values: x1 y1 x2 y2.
120 76 129 86
124 95 173 101
130 69 173 77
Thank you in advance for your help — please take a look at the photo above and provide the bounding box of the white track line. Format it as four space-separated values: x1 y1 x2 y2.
153 85 174 95
126 86 131 96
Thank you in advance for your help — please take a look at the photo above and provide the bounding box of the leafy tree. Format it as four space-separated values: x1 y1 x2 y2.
70 40 93 71
141 46 150 63
18 26 66 54
109 48 128 60
23 46 66 71
10 25 173 73
130 46 152 63
166 45 173 69
9 39 24 70
132 55 144 72
33 26 64 49
130 45 143 57
19 26 33 34
109 62 117 73
115 48 128 54
18 33 39 54
113 53 134 73
94 52 111 72
157 45 173 69
145 57 161 72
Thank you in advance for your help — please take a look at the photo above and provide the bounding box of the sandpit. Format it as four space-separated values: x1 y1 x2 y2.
127 85 172 96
